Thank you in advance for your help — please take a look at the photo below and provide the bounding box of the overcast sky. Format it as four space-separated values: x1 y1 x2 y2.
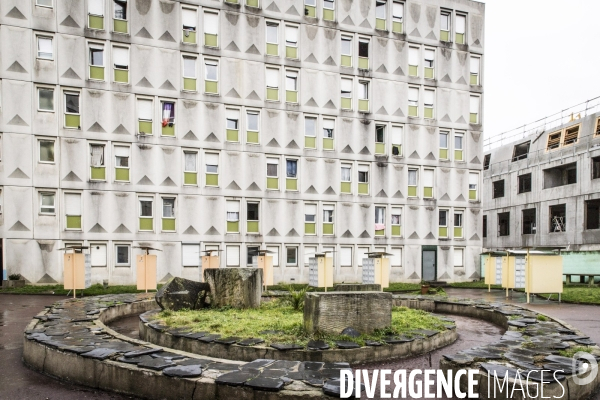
481 0 600 141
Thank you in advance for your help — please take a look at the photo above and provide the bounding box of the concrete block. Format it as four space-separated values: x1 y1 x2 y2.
334 284 381 292
155 277 210 311
304 292 392 334
204 268 262 309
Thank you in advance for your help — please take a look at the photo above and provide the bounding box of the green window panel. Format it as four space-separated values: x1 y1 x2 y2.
183 31 197 44
470 113 478 124
65 114 80 129
323 223 334 235
358 99 369 112
455 150 463 161
392 144 402 156
470 73 478 85
408 185 417 197
392 225 401 237
341 181 351 193
183 78 197 91
358 57 369 70
392 21 403 33
206 173 219 186
247 221 259 233
408 65 418 77
323 8 334 21
440 30 450 42
323 138 334 150
375 229 385 237
90 66 104 80
439 148 448 160
376 18 386 30
358 183 369 195
408 105 418 117
286 178 297 191
424 187 433 198
89 15 104 30
341 55 352 67
305 5 316 17
205 33 218 47
305 223 316 235
162 124 175 137
66 216 81 230
424 67 434 79
456 33 465 44
139 217 153 231
115 168 129 182
184 172 198 185
286 46 298 59
305 136 316 149
375 142 385 154
247 0 259 7
226 0 239 4
227 221 239 233
424 107 434 119
341 97 352 110
286 90 298 103
138 120 152 135
205 80 218 94
267 88 279 101
162 218 176 231
266 43 279 56
267 177 279 190
469 190 477 200
454 227 463 238
439 226 448 238
226 129 239 142
247 131 259 144
90 167 105 180
113 19 128 34
114 69 128 83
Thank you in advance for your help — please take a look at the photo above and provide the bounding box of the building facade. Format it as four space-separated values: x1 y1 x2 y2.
0 0 484 285
483 111 600 280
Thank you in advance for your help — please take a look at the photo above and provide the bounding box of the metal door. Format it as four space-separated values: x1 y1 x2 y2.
514 256 526 288
422 250 436 281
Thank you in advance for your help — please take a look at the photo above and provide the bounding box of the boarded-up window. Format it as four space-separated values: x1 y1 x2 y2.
454 248 464 267
390 248 402 267
182 8 197 30
204 12 218 34
409 47 419 66
91 244 107 267
226 245 240 267
563 126 579 146
65 193 81 216
266 68 279 88
89 0 104 16
547 131 562 150
340 247 352 267
182 244 200 267
138 99 153 121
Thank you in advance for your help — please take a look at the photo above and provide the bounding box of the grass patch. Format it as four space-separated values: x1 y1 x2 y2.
540 287 600 305
157 303 447 347
0 283 160 296
536 314 548 321
449 281 502 289
385 283 421 292
558 346 593 358
266 283 422 293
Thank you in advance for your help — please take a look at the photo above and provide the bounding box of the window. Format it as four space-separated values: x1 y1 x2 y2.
37 87 54 112
440 10 451 41
285 70 298 103
226 245 240 267
358 164 369 194
341 163 351 193
226 108 239 142
204 11 219 47
114 145 129 182
358 38 369 69
204 60 218 94
469 96 480 124
304 246 317 267
454 133 464 161
375 206 385 235
182 8 197 43
40 192 55 214
454 211 463 238
266 157 279 190
391 207 401 236
517 173 531 194
183 56 197 91
286 159 297 178
585 200 600 230
65 193 82 230
341 35 352 67
512 141 530 161
408 87 419 117
89 43 105 80
305 0 317 17
550 204 566 232
492 180 504 198
184 151 197 185
357 247 370 266
139 197 153 220
37 36 53 59
286 247 298 266
563 125 579 146
340 247 352 267
90 244 107 267
596 118 600 137
113 46 129 83
424 89 435 119
522 208 536 234
323 204 334 235
205 153 219 186
37 0 53 7
161 101 175 135
468 172 478 200
547 131 562 150
470 56 480 85
305 203 316 235
304 116 317 148
247 111 260 144
285 25 299 58
375 124 385 154
162 197 175 231
266 22 279 56
439 209 448 238
266 67 279 101
247 202 259 233
115 244 130 266
246 246 260 266
408 47 419 77
323 119 335 150
424 48 435 79
88 0 104 29
226 200 240 233
39 140 55 163
375 0 386 30
439 131 449 159
593 156 600 180
454 248 464 268
482 215 487 238
358 81 369 100
137 98 153 134
498 212 510 236
182 244 200 267
423 169 434 198
543 162 576 188
64 91 80 129
341 77 352 109
455 14 466 44
90 143 106 180
408 168 418 197
483 154 491 170
114 0 127 20
323 0 335 20
392 1 403 32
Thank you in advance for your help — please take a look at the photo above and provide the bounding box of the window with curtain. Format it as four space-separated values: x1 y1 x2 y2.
391 208 401 225
38 88 54 111
341 165 351 181
39 140 55 162
205 153 218 173
286 159 297 178
184 152 197 172
183 56 196 78
323 205 334 223
90 144 104 166
267 158 279 177
226 201 239 221
37 37 53 59
161 101 175 126
408 169 418 186
375 206 385 229
114 145 129 167
162 198 175 218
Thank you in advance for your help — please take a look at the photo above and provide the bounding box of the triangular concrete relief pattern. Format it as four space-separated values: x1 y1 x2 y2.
473 39 482 47
359 230 371 238
37 273 58 284
424 232 436 240
226 181 241 190
160 177 177 187
225 41 241 52
470 156 481 164
113 224 131 234
159 273 174 283
267 228 280 237
113 124 130 135
341 230 354 238
247 182 261 191
359 146 371 155
285 5 300 15
376 190 387 198
305 185 318 194
470 234 480 241
7 61 27 73
61 68 82 80
135 27 153 39
8 168 29 179
425 152 436 160
183 226 199 235
341 145 354 154
456 116 467 124
63 171 82 182
6 7 26 19
158 31 176 42
341 16 354 25
407 272 420 279
286 140 300 149
323 56 336 66
409 28 421 37
182 131 199 141
393 108 405 117
87 122 106 132
266 138 280 147
393 190 404 198
425 31 437 40
305 98 319 107
359 19 372 29
456 76 467 85
441 114 452 122
286 228 300 237
441 74 452 83
440 193 451 201
205 226 220 235
438 272 451 280
409 151 420 159
455 194 466 202
323 100 336 109
393 66 405 76
266 2 281 12
471 132 481 142
245 44 261 55
376 64 389 74
304 54 319 63
88 223 107 233
376 106 388 115
136 77 153 88
159 80 176 91
8 115 28 126
323 186 336 195
137 175 154 185
60 15 80 28
246 90 261 100
204 132 220 142
9 221 30 232
409 232 420 239
469 272 481 280
225 88 241 98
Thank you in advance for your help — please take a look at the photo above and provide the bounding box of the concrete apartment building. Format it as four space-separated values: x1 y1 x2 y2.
483 108 600 281
0 0 484 285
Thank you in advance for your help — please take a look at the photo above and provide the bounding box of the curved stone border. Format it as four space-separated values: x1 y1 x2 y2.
139 309 457 364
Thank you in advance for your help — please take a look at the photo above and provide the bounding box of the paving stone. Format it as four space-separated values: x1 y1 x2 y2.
574 339 596 346
81 348 120 360
364 340 382 347
507 321 527 328
148 323 169 331
411 329 438 337
340 327 361 338
176 358 213 367
162 364 203 378
322 378 361 397
479 363 521 380
241 359 275 370
259 369 288 379
307 340 330 351
214 337 241 345
442 353 475 364
124 348 163 358
138 357 176 370
210 362 243 371
61 345 97 354
383 336 412 344
216 370 258 386
270 343 304 351
269 360 300 370
117 355 154 364
198 334 221 343
237 338 265 346
245 377 284 391
151 351 186 360
301 361 325 371
335 341 360 349
186 332 209 339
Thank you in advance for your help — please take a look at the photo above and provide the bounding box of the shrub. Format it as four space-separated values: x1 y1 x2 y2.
282 285 309 311
8 273 22 281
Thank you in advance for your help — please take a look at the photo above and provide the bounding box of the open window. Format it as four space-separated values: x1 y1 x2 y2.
543 162 576 189
512 141 530 161
549 204 566 233
492 180 504 198
483 154 491 170
517 173 531 194
547 131 561 150
563 125 579 146
522 208 536 234
593 156 600 179
498 212 510 236
596 118 600 137
585 199 600 230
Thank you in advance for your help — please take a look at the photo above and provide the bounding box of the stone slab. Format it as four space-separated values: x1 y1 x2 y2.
155 277 210 311
204 268 262 309
334 284 381 292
